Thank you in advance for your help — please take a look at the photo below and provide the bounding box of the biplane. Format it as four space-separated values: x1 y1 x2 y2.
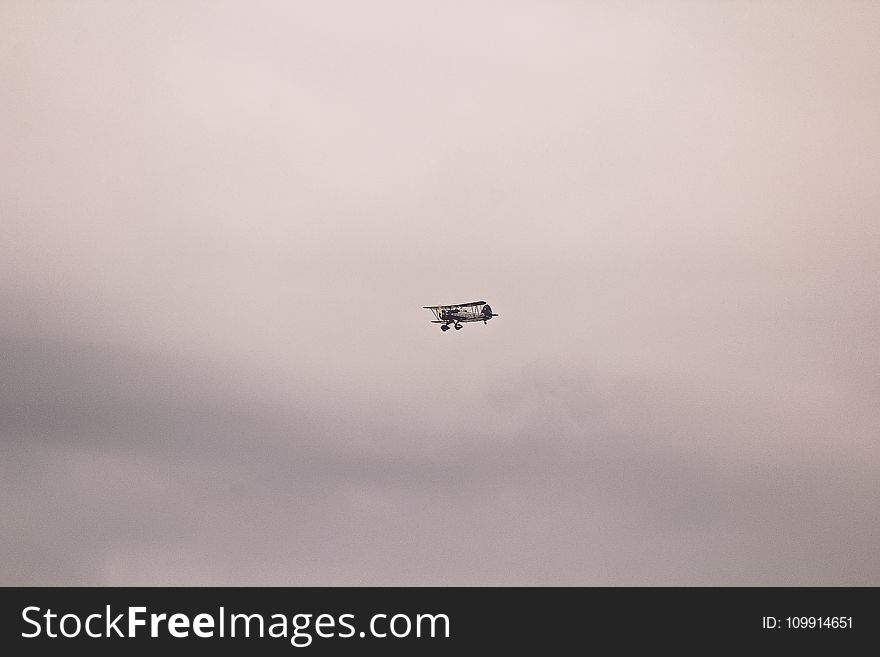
423 301 498 331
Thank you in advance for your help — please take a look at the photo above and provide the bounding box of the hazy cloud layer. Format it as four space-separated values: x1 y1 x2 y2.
2 1 878 584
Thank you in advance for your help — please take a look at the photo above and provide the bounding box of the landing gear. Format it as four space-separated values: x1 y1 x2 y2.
454 323 463 330
441 324 450 332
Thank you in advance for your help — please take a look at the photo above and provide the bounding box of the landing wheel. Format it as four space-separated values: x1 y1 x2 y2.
454 324 463 330
441 325 450 332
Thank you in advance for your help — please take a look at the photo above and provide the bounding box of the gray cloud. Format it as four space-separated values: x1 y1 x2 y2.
1 1 878 584
2 334 877 585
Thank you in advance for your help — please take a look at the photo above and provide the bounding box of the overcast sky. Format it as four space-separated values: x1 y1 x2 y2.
2 1 878 585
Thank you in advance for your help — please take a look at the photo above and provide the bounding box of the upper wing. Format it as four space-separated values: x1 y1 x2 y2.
423 301 486 309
